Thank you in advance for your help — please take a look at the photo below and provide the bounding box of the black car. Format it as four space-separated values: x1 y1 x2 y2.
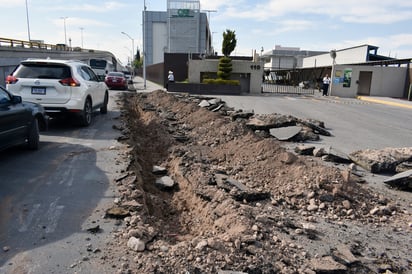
0 86 48 151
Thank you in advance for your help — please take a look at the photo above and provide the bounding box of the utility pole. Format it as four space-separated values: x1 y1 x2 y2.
60 17 68 45
202 10 217 55
143 0 147 89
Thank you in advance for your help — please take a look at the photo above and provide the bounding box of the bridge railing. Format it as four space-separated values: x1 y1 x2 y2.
0 37 86 52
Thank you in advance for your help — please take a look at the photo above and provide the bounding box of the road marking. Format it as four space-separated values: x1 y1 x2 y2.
18 204 40 232
45 198 64 233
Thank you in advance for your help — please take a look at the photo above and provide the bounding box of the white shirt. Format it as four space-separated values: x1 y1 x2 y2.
323 77 331 84
168 74 174 81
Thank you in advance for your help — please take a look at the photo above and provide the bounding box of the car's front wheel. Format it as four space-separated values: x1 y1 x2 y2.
79 98 92 126
27 118 39 150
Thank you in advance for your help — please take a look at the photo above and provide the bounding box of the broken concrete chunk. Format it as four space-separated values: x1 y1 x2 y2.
246 114 297 131
269 126 302 141
323 147 352 163
294 145 315 155
299 119 331 136
152 165 168 175
155 176 176 190
208 98 221 105
198 100 210 107
127 237 145 252
349 147 412 174
231 110 255 120
105 206 130 219
383 169 412 191
313 147 327 157
211 104 224 112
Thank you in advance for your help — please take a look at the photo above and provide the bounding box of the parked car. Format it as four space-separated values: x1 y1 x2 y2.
6 59 109 126
105 72 128 90
0 85 48 151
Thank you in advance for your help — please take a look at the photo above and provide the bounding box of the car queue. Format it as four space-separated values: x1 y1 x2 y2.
1 58 132 152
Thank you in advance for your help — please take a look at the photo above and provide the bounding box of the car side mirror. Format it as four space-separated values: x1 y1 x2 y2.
11 95 22 104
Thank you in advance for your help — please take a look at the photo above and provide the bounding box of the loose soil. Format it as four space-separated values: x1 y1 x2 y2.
105 90 411 274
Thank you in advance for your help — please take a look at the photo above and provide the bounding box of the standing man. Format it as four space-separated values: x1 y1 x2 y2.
322 74 331 96
166 70 174 91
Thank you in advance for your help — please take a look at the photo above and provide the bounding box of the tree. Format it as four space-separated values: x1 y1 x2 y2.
133 48 142 69
218 29 237 80
222 29 237 57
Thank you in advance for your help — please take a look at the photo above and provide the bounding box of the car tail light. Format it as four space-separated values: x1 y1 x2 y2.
59 77 80 87
6 75 18 84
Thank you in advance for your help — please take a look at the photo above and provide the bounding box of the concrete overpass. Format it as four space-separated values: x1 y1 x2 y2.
0 37 120 86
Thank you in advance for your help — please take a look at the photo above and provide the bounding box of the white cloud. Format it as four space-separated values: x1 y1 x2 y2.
51 17 111 28
216 0 412 25
45 1 126 13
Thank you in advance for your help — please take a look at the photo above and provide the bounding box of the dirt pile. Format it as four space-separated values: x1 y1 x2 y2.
107 90 411 274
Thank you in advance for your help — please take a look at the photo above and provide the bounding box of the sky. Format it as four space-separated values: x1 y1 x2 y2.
1 0 412 65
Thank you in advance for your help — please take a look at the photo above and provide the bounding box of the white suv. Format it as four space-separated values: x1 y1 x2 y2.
6 59 109 126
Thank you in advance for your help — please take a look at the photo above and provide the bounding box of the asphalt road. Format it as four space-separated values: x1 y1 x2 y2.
0 91 126 273
218 93 412 154
0 81 411 272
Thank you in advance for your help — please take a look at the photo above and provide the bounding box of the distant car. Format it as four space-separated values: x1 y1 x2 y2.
0 85 48 151
105 72 128 90
122 71 133 84
6 59 109 126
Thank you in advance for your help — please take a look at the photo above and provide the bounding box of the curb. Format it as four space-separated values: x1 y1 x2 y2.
357 96 412 110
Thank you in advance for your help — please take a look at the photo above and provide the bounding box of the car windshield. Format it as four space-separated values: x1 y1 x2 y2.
107 72 124 77
14 63 71 79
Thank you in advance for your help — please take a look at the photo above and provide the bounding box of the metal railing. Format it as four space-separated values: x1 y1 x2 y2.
262 82 316 95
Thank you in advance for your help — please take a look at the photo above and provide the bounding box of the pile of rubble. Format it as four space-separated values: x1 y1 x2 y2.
105 90 411 274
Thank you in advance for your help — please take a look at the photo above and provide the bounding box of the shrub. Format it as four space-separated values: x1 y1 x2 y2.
202 78 240 86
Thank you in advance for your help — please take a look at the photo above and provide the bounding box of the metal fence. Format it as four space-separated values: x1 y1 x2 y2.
261 83 316 95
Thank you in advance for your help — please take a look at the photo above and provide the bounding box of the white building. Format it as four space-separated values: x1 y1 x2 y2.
302 45 393 68
143 0 212 66
262 45 326 71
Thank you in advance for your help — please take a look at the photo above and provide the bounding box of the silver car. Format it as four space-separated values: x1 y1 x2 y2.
6 59 109 126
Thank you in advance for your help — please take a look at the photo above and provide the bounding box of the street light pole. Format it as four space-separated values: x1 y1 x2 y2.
80 27 84 48
330 49 337 96
25 0 31 41
121 31 135 76
60 17 68 45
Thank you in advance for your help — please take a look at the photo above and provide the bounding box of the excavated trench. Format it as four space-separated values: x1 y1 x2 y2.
114 91 412 273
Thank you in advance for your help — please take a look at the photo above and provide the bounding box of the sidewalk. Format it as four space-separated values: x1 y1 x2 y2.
131 76 164 92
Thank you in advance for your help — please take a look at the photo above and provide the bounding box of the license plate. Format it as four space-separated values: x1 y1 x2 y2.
112 79 118 82
32 87 46 95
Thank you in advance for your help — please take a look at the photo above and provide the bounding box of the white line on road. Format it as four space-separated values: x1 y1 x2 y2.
45 198 64 233
18 203 40 232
